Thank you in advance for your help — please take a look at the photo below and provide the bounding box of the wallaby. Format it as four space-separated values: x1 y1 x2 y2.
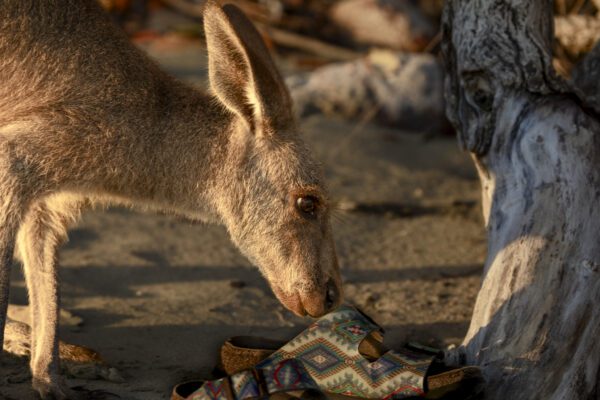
0 1 342 398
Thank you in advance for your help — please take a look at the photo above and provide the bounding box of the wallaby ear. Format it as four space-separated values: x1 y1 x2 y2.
203 1 294 136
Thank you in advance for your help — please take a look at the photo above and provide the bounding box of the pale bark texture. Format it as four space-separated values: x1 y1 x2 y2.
441 1 600 399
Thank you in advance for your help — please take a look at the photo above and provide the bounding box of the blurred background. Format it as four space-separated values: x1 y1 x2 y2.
98 0 600 129
4 1 600 399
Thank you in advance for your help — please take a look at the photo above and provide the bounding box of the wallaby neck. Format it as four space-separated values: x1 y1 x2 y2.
109 79 234 222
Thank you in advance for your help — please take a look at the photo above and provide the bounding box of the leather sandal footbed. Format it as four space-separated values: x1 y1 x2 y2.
219 334 386 376
173 380 205 400
218 335 483 399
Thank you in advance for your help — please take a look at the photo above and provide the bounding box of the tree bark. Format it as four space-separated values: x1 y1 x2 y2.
441 1 600 399
572 41 600 111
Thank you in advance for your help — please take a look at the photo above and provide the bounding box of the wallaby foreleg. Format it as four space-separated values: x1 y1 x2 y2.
17 197 83 400
0 223 18 359
0 178 23 363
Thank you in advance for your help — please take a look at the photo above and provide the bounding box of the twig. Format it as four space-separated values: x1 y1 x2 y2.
570 0 587 14
160 0 360 61
160 0 270 22
257 25 361 61
556 0 568 15
328 101 382 162
423 30 442 54
160 0 204 17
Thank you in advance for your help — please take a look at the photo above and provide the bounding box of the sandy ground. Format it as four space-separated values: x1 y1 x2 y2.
0 34 487 399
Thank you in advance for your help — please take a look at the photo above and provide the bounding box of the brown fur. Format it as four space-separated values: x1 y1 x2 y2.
0 1 342 398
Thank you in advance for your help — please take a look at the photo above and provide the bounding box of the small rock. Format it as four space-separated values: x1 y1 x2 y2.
229 280 247 289
105 367 126 383
337 199 358 211
60 309 84 329
365 293 381 304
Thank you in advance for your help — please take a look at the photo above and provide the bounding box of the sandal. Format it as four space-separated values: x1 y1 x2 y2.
172 305 483 399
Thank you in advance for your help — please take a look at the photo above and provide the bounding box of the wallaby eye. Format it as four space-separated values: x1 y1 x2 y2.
296 196 318 217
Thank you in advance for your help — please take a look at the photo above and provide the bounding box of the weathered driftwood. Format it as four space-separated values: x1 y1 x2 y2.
442 1 600 399
329 0 437 52
287 49 445 130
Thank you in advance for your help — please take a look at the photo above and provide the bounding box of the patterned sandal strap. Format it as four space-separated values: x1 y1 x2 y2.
187 358 320 400
188 305 437 399
186 349 435 400
256 305 436 399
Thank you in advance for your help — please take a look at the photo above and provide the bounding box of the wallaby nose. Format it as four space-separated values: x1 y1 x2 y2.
301 278 342 317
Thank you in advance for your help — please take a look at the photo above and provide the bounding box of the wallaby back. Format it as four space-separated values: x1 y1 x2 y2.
1 1 160 121
0 1 232 210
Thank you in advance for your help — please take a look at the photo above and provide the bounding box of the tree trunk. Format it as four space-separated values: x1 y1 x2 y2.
441 1 600 399
572 41 600 112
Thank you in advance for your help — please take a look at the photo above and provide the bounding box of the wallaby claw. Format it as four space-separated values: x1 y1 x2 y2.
71 387 122 400
34 379 121 400
33 376 82 400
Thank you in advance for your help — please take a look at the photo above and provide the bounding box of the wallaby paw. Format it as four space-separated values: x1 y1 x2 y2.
70 387 122 400
59 343 124 383
32 376 82 400
4 320 123 383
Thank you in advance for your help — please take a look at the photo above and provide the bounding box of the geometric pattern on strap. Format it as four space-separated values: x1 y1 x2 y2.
189 305 434 399
256 305 434 398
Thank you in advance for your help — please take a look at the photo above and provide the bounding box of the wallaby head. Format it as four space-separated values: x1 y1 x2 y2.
203 2 342 317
